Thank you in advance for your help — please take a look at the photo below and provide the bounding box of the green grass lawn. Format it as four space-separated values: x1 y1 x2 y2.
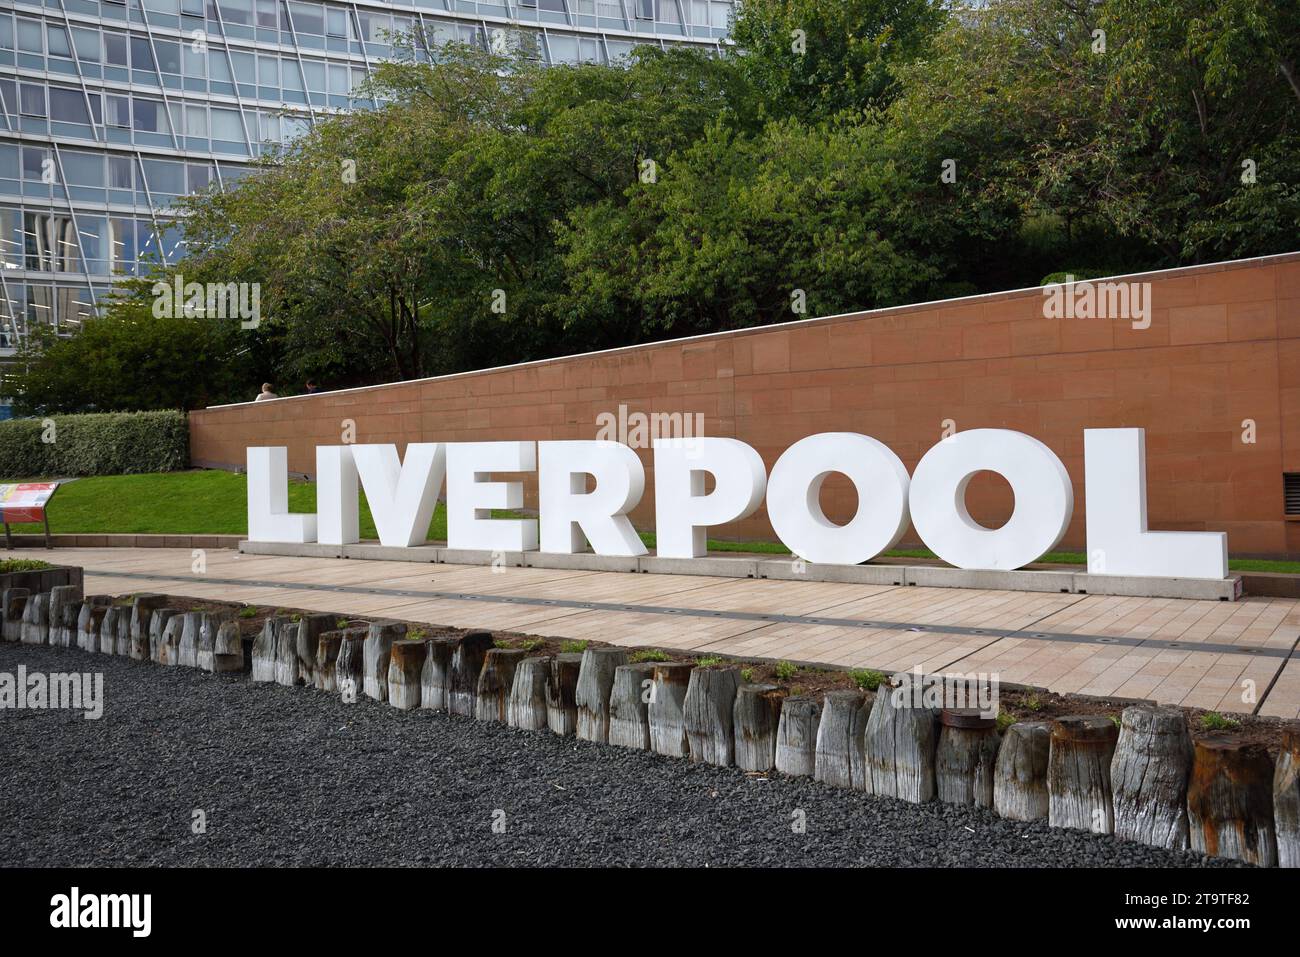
5 469 1299 573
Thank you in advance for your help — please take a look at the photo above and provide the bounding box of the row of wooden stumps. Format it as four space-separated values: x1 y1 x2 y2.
1 585 245 672
4 584 1299 868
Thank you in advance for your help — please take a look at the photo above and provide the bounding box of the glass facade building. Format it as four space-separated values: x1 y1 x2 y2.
0 0 735 413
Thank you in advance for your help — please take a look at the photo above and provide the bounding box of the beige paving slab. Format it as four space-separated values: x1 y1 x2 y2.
1258 660 1300 719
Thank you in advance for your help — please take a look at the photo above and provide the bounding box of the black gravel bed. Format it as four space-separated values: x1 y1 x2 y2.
0 642 1241 868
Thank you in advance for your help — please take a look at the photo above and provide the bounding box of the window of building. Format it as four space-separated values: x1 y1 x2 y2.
50 87 91 125
108 155 134 189
22 147 52 181
105 32 129 67
256 0 279 29
220 0 254 26
62 151 104 187
143 158 185 195
210 107 243 142
183 44 207 77
230 50 256 82
109 217 137 271
107 95 131 128
258 55 279 85
16 19 43 54
358 11 390 42
326 8 347 37
130 35 156 71
47 25 72 58
132 97 162 132
290 2 324 35
185 104 208 136
187 163 213 192
72 27 101 63
19 83 46 117
154 38 181 74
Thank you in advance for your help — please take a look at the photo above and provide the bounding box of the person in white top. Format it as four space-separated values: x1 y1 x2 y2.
255 383 278 401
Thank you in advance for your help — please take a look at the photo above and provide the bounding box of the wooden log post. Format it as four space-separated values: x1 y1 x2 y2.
1111 705 1194 850
508 656 552 731
1188 734 1278 866
545 653 583 736
608 662 658 750
211 620 245 674
336 632 366 701
47 584 82 648
388 640 426 711
993 721 1052 822
449 630 494 716
315 631 344 692
176 611 203 668
251 616 291 683
1048 715 1119 834
196 611 234 672
1274 730 1300 869
20 593 50 646
364 621 407 702
75 598 111 653
935 709 1001 808
685 666 740 766
864 680 940 802
294 613 336 688
98 604 125 655
648 662 694 757
813 690 868 789
775 695 822 777
54 603 74 649
275 616 300 687
476 648 527 722
318 624 369 691
151 609 183 665
575 647 628 743
734 684 784 772
420 637 455 711
2 587 28 643
126 594 167 659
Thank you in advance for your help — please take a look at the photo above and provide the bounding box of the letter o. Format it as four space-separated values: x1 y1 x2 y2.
908 429 1073 571
766 433 910 565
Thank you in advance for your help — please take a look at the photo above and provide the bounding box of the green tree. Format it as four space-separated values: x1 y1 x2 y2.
729 0 948 119
3 280 256 414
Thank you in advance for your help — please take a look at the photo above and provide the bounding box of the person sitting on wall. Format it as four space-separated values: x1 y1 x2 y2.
255 383 278 402
305 380 319 394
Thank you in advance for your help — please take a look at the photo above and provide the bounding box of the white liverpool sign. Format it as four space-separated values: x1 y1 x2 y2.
246 427 1228 580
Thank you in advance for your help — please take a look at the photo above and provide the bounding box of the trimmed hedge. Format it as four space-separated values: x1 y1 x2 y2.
0 410 189 478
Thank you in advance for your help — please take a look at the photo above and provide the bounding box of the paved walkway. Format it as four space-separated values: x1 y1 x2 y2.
46 547 1300 719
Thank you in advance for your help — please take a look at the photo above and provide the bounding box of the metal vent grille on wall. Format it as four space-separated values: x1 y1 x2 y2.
1287 474 1300 516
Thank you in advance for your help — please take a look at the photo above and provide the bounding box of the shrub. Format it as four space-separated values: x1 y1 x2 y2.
0 559 53 573
629 648 671 663
740 667 755 683
695 655 723 667
0 410 189 478
560 640 588 654
520 638 544 652
849 668 887 691
1200 712 1241 732
774 660 798 681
